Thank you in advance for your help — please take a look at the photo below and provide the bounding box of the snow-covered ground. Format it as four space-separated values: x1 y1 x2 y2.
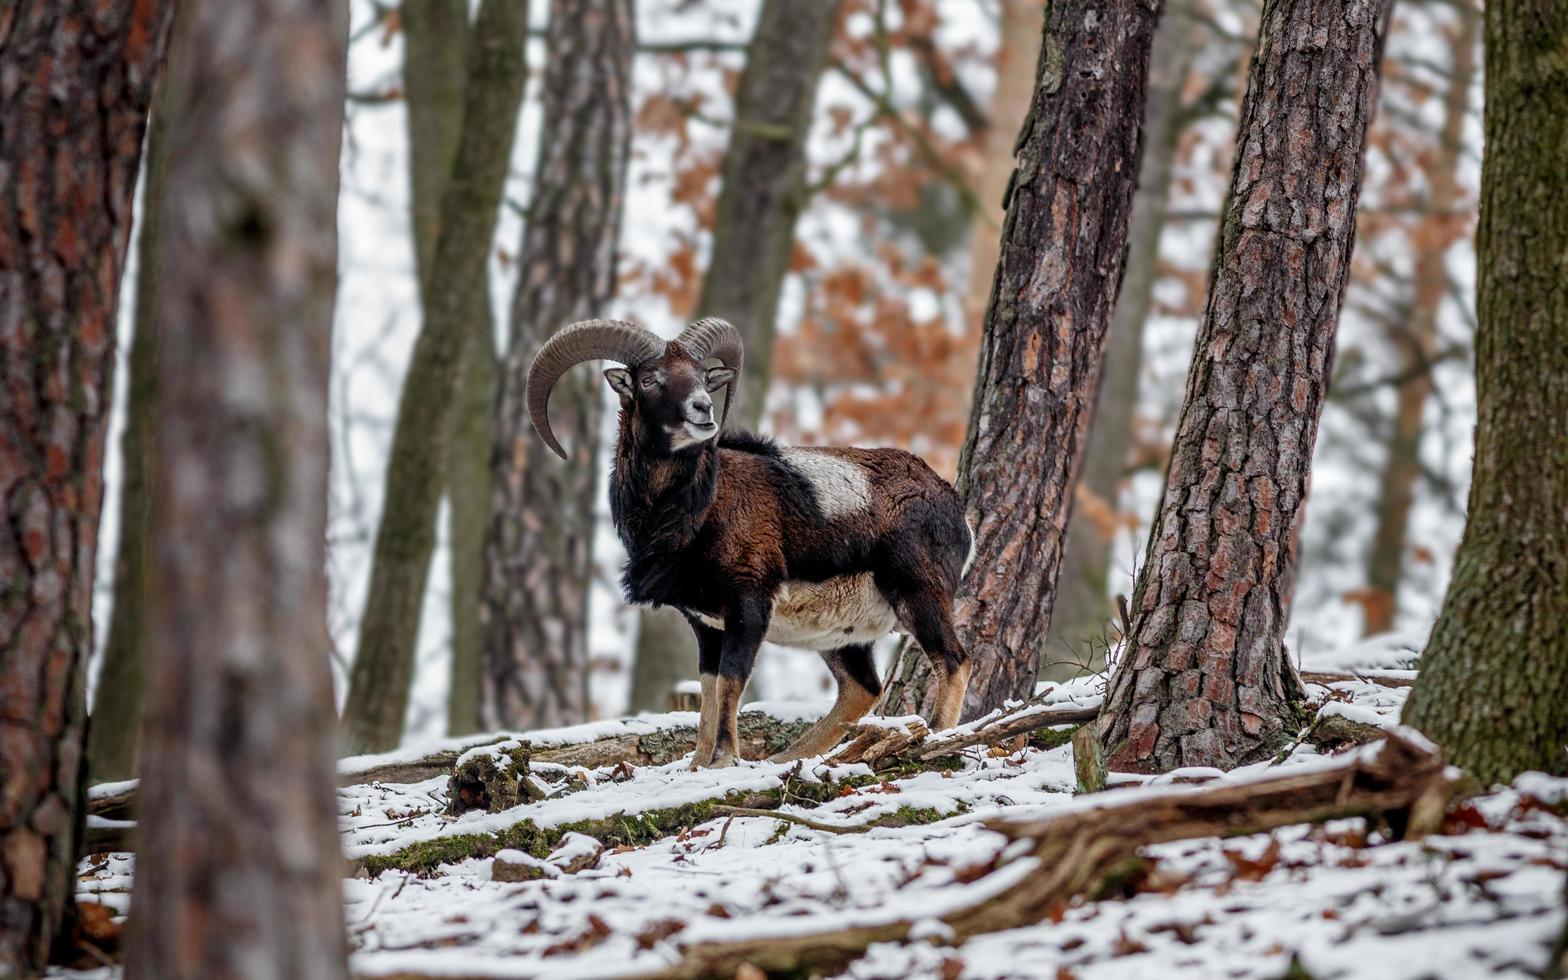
64 677 1568 979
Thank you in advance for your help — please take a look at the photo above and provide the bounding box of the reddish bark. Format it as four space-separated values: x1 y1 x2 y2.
1096 0 1394 772
879 0 1162 721
0 2 173 972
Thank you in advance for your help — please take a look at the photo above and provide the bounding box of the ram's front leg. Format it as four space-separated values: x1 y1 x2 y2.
705 593 771 768
683 615 725 769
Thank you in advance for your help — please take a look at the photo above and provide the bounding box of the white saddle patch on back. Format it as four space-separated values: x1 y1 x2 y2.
693 573 899 651
779 448 870 519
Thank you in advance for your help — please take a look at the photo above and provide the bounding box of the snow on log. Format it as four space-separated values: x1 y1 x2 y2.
643 729 1457 979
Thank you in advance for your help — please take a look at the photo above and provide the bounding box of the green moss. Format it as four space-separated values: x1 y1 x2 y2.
1029 723 1082 752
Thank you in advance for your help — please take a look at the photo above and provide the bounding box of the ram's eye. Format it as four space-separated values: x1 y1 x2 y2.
640 375 658 389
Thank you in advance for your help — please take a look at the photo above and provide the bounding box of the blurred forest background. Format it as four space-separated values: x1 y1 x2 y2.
86 0 1480 751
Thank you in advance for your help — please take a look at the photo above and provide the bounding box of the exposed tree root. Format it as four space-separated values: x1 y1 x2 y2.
643 730 1457 979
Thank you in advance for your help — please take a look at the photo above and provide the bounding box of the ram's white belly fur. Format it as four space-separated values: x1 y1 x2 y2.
693 573 899 651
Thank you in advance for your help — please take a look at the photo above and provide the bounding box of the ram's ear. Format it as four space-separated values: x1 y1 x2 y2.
705 366 736 392
604 367 635 403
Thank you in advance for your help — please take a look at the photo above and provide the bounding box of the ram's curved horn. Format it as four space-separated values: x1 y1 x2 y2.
527 318 665 459
674 317 745 432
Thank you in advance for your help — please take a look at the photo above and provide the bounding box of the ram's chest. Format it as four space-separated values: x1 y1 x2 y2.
693 573 899 651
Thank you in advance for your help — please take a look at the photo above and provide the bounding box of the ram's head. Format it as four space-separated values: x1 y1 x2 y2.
526 317 743 458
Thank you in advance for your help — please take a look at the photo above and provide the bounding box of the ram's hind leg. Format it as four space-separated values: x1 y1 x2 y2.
683 614 725 769
879 568 972 732
769 645 880 762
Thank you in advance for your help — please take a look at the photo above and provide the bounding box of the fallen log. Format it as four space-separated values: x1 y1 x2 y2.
1300 670 1415 689
88 710 819 819
827 698 1095 769
646 729 1458 979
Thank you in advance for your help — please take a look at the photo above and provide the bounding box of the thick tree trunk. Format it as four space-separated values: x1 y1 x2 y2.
626 0 841 713
399 0 497 735
1401 0 1568 786
1041 1 1197 681
1095 0 1393 774
341 0 528 754
1361 0 1478 637
878 0 1163 721
0 3 173 973
119 0 349 977
88 79 176 784
480 0 635 731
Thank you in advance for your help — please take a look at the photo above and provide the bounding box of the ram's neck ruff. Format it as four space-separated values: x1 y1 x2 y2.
609 411 721 604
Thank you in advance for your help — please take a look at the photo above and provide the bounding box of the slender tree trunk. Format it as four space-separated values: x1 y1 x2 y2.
879 0 1163 722
1401 0 1568 786
958 1 1043 338
1094 0 1393 773
1042 0 1198 681
341 0 528 754
87 77 176 783
122 2 350 974
481 0 636 731
0 3 173 973
399 0 497 735
1361 0 1478 637
626 0 842 714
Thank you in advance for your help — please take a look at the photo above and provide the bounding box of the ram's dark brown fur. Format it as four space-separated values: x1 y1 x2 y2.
530 321 972 766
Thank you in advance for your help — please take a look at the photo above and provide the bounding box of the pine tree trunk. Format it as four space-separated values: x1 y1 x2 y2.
122 1 350 974
1361 0 1478 637
0 3 173 973
1042 0 1198 681
481 0 636 731
87 77 176 784
399 0 497 735
341 0 528 754
1095 0 1393 773
1401 0 1568 786
879 0 1163 721
625 0 841 713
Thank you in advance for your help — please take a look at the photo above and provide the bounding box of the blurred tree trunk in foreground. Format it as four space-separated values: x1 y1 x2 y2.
481 0 635 730
399 0 498 735
1041 0 1198 681
627 0 842 714
341 0 527 754
1095 0 1393 773
1402 0 1568 786
0 2 173 973
1361 0 1478 637
123 0 350 976
879 0 1162 722
88 75 176 784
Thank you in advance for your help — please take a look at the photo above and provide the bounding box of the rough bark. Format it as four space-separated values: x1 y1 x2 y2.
649 731 1454 979
119 0 349 977
1042 0 1198 680
480 0 635 731
399 0 497 736
878 0 1163 721
1361 0 1478 636
87 74 176 784
1095 0 1393 773
1401 0 1568 786
0 2 173 972
626 0 842 713
341 0 528 754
